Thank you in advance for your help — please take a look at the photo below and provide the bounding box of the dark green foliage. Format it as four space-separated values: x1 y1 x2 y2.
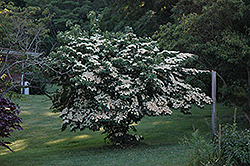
22 0 105 54
184 122 250 165
154 0 250 115
182 129 215 165
24 0 105 32
101 0 178 36
29 80 46 95
2 0 26 7
216 124 250 165
0 2 50 50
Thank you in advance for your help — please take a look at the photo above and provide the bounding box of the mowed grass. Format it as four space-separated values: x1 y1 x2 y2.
0 95 243 166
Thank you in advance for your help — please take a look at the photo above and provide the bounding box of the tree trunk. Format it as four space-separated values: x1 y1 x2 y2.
243 110 250 128
247 66 250 112
244 67 250 128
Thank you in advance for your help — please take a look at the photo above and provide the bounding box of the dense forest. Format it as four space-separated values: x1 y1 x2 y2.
1 0 250 124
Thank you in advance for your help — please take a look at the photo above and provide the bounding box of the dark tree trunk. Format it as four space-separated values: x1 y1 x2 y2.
247 67 250 111
244 66 250 127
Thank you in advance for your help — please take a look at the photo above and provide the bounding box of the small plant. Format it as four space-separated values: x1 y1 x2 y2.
214 123 250 165
0 97 23 152
183 109 250 166
182 129 217 166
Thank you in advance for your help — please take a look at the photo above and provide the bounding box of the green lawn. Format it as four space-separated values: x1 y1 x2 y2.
0 95 243 166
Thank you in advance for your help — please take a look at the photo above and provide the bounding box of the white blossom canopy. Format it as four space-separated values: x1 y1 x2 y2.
49 27 212 131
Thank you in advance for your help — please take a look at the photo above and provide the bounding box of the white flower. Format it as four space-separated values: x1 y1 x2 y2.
53 27 212 133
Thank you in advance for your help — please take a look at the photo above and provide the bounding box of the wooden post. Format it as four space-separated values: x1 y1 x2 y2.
21 73 24 94
212 71 217 136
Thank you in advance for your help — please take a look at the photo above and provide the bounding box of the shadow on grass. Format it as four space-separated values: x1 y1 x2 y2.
0 95 241 166
0 139 28 156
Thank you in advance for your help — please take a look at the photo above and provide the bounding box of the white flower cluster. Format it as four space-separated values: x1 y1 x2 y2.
52 29 212 131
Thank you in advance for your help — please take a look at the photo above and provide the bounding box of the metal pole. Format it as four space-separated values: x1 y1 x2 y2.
212 71 217 136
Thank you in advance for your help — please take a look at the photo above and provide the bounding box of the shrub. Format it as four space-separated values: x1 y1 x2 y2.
182 129 216 166
184 123 250 165
48 13 212 145
0 97 23 152
215 123 250 165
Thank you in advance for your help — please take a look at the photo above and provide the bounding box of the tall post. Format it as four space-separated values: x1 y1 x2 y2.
21 73 24 94
212 71 217 136
21 63 24 94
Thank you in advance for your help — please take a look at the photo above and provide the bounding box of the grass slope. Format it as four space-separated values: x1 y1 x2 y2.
0 95 243 166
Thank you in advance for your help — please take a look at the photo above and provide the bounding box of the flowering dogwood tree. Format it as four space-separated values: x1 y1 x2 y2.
49 24 212 145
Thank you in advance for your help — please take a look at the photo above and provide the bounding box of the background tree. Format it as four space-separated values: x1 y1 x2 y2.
0 3 23 151
101 0 178 36
22 0 106 55
3 0 26 7
0 1 52 151
48 15 211 145
24 0 106 32
0 2 51 97
154 0 250 124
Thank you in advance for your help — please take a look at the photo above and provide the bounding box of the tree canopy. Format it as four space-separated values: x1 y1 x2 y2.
24 0 105 32
47 16 211 145
101 0 178 36
154 0 250 116
0 2 51 97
